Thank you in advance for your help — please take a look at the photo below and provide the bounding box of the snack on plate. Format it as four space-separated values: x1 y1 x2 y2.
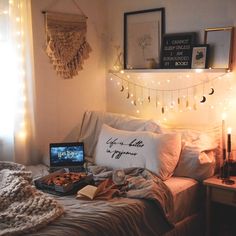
44 172 86 186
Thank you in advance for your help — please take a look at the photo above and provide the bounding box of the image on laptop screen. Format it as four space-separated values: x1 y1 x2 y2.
50 142 84 167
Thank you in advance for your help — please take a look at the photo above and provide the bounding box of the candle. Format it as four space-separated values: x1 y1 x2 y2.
227 127 232 153
222 113 226 160
222 113 226 149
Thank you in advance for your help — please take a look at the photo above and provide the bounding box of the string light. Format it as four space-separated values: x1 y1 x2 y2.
109 70 232 115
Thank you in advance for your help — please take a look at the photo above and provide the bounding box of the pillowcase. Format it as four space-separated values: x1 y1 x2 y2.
95 124 181 180
159 125 220 180
79 111 162 158
174 148 216 180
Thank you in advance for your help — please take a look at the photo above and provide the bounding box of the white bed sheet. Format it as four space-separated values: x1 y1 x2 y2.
164 176 203 223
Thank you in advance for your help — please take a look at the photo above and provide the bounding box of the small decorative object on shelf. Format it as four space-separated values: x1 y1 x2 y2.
161 32 196 69
191 44 209 69
112 45 123 72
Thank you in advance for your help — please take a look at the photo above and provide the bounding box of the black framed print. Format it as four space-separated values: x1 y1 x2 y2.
124 8 165 70
191 44 209 69
161 32 196 69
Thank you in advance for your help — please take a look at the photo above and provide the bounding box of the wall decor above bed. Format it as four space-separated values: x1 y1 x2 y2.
44 10 92 79
109 69 231 115
124 8 165 70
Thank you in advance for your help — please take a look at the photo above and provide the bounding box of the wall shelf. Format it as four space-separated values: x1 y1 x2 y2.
121 68 228 73
109 68 229 83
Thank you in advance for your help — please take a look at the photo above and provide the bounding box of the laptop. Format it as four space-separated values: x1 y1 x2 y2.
49 142 85 173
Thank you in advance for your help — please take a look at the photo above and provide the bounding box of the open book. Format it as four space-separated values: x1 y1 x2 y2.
77 185 98 200
76 179 120 200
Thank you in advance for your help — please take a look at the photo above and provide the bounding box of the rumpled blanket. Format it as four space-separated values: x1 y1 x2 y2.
88 165 174 224
29 165 174 236
0 162 64 236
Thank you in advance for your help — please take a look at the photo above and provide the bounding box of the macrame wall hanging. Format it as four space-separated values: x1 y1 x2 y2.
43 0 92 79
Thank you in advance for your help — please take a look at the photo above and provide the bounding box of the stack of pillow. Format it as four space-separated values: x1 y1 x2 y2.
79 111 220 181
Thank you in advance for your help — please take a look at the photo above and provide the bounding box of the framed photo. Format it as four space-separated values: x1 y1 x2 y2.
191 44 209 69
204 26 234 69
161 32 196 69
124 8 165 70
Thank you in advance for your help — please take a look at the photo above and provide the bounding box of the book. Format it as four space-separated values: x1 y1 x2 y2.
77 185 98 200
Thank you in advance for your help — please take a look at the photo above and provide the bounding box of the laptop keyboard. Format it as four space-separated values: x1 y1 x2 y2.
65 167 85 173
50 166 85 173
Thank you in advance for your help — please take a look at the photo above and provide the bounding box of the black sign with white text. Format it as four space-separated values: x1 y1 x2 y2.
161 33 196 69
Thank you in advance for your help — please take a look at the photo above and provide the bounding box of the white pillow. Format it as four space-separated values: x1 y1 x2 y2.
158 124 220 180
95 124 181 180
79 111 162 158
174 148 216 180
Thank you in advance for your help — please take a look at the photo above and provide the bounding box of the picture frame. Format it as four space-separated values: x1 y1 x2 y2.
191 44 209 69
204 26 234 69
161 32 196 69
124 8 165 70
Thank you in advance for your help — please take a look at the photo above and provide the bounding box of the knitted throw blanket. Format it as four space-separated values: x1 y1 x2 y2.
0 162 64 236
45 12 92 79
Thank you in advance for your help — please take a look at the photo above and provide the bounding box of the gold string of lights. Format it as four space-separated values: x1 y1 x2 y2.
109 70 231 115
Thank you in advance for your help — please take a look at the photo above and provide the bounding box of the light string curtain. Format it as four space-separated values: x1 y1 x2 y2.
0 0 35 164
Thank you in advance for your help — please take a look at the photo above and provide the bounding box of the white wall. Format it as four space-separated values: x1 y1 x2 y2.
30 0 236 163
31 0 107 163
106 0 236 128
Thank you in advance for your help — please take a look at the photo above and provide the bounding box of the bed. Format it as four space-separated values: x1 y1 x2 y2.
0 111 220 236
19 165 204 236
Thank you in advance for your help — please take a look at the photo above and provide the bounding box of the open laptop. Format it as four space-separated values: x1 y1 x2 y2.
49 142 85 173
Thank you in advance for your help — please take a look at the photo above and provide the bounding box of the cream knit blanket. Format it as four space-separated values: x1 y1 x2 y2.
0 162 64 236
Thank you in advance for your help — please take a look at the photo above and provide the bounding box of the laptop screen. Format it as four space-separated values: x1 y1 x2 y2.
50 142 84 167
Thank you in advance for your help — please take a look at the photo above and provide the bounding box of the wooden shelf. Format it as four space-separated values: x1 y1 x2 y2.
121 68 228 73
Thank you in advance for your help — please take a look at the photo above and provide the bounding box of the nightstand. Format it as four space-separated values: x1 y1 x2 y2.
203 176 236 236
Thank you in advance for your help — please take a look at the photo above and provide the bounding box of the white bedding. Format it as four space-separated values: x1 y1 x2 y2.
164 177 203 223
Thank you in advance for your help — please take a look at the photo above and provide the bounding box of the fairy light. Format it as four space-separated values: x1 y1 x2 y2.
109 71 231 115
155 90 158 108
195 69 203 73
18 130 27 140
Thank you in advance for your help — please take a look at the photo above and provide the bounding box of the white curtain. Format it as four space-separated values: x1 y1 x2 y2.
0 0 35 164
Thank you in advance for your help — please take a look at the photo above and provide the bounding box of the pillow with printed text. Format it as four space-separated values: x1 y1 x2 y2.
95 124 181 180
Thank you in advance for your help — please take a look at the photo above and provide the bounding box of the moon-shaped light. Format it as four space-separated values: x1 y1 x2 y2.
200 95 206 103
120 85 124 92
209 87 214 95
